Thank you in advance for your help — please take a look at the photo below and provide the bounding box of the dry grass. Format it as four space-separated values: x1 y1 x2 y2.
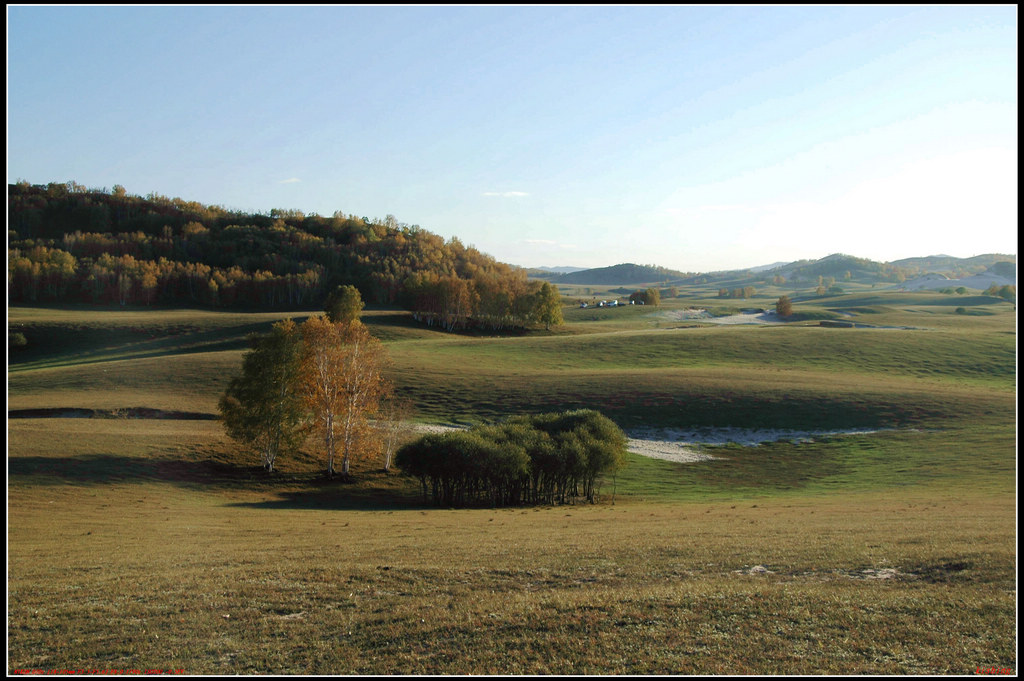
7 300 1017 674
8 423 1016 675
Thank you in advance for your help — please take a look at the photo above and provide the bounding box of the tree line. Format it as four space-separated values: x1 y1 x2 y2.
628 287 661 306
395 410 628 508
8 182 564 331
718 286 756 299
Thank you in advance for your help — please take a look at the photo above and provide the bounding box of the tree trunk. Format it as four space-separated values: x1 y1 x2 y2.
326 413 335 477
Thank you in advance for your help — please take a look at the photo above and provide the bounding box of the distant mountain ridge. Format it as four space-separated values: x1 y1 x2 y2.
528 253 1016 287
747 261 792 273
537 263 692 285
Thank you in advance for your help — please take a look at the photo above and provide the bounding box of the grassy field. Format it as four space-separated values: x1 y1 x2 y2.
7 291 1017 674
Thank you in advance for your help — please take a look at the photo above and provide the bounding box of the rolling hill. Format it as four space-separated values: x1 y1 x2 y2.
536 263 692 285
529 253 1015 288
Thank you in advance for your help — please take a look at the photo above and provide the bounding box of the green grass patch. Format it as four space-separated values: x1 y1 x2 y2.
615 425 1015 502
390 324 1015 389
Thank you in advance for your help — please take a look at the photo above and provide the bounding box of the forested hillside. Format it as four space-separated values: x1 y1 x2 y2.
7 181 556 330
772 253 1013 284
543 262 691 285
890 254 1016 276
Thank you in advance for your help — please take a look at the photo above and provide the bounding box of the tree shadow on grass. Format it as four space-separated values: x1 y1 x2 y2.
225 485 428 511
9 453 428 510
8 454 272 487
9 320 281 370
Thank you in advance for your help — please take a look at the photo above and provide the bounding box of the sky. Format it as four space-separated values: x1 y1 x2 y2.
7 5 1018 272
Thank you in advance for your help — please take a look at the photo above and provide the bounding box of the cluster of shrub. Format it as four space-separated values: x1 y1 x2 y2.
395 410 628 508
983 284 1016 302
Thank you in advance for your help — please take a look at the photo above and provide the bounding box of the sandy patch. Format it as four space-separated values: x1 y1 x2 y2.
656 309 714 322
625 426 888 463
407 423 463 436
703 311 781 325
654 309 784 325
625 437 715 463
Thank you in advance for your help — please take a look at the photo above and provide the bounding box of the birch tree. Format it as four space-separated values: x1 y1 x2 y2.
300 316 390 478
376 393 414 472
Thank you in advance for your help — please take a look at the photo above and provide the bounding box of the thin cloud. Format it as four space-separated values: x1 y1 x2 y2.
524 239 576 250
482 191 529 197
278 178 301 184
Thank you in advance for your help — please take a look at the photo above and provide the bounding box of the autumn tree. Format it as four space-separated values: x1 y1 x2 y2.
533 281 564 330
218 319 305 472
300 316 390 479
644 287 661 307
324 284 364 324
776 295 793 317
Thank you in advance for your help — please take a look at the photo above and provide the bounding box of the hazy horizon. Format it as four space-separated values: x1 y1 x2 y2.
525 250 1016 276
8 6 1018 272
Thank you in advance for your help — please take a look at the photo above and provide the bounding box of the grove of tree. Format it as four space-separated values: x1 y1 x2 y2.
395 410 628 507
219 315 394 479
718 286 756 299
299 316 390 479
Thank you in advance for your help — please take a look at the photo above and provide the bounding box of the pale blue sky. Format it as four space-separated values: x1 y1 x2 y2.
7 5 1017 271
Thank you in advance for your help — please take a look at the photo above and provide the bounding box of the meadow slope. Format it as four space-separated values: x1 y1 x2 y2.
7 293 1017 674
